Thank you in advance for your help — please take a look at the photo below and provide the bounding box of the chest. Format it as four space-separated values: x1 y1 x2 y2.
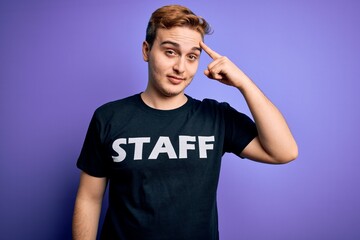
102 109 225 174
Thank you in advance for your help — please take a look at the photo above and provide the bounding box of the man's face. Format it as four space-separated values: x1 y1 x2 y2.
143 26 202 98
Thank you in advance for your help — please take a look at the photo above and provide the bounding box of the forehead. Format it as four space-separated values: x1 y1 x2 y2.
155 27 202 49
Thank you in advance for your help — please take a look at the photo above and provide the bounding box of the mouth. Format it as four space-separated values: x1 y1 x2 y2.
167 75 186 85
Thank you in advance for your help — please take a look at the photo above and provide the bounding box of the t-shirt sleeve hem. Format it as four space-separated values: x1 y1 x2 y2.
76 162 108 178
236 133 258 159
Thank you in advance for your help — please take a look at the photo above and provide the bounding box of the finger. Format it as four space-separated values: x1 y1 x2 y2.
200 41 222 60
204 67 223 80
204 69 211 78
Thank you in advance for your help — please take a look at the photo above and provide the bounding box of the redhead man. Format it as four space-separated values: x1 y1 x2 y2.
73 4 298 240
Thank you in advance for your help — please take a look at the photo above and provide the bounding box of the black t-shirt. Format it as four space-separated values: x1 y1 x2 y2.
77 93 257 240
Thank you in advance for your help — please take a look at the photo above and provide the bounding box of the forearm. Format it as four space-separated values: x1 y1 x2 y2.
238 77 298 162
72 196 103 240
199 41 297 162
72 172 107 240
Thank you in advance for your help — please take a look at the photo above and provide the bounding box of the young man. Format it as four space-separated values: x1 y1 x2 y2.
73 4 298 240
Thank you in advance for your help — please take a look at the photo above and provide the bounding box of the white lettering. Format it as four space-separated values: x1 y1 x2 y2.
179 135 196 158
149 136 177 159
198 136 215 158
112 138 127 162
111 135 215 162
128 137 151 160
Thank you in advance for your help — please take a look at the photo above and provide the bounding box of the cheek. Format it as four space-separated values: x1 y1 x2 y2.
149 61 162 77
151 57 172 73
188 62 199 75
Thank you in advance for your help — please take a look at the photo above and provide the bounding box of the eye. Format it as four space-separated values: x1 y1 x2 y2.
165 49 177 57
187 54 198 61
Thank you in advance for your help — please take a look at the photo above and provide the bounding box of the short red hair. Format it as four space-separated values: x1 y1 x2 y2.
145 5 212 48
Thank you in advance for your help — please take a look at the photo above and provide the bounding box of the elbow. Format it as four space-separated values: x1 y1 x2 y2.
276 153 297 164
274 145 299 164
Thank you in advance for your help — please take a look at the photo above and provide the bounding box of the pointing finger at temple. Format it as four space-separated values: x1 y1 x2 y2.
200 41 222 60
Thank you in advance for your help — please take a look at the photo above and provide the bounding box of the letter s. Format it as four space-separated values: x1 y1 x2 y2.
112 138 127 162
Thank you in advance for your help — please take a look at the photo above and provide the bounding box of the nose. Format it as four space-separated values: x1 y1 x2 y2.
173 57 185 74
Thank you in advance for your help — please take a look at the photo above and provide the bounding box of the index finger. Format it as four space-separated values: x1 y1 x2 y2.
200 41 222 60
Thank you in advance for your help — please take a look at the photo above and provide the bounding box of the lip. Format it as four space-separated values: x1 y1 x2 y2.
167 75 185 85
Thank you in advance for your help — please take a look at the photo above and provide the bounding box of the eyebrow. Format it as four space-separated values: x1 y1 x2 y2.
160 41 202 53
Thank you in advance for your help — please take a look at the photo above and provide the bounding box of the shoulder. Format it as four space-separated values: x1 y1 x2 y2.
189 96 231 112
96 94 140 112
190 96 253 123
86 94 142 136
93 94 140 116
88 93 142 125
203 98 229 108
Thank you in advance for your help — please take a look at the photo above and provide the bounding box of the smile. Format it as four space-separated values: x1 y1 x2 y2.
167 75 185 84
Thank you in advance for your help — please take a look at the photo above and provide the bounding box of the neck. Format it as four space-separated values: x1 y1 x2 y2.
140 91 188 110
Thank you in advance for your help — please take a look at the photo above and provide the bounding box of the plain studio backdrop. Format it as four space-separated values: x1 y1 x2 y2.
1 0 359 239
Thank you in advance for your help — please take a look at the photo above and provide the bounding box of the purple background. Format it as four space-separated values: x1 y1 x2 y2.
1 0 359 239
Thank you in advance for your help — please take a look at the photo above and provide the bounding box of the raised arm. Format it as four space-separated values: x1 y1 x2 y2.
72 172 107 240
200 41 298 164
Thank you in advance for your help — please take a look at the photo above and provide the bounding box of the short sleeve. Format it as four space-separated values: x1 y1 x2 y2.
76 112 109 177
223 104 258 157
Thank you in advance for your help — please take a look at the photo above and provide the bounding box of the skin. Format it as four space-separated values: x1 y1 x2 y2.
72 172 107 240
141 27 202 110
199 41 298 163
72 25 298 240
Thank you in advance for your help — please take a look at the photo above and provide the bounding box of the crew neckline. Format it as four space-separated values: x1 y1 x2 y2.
136 93 193 116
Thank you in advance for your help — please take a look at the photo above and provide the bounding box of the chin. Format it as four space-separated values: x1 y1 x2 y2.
161 90 183 97
160 85 187 97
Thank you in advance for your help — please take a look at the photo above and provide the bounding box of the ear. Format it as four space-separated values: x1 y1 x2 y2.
142 41 150 62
